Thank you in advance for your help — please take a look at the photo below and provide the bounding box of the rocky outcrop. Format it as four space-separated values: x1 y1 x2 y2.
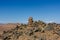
0 17 60 40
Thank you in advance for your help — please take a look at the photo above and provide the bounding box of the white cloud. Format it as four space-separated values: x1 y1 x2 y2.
45 20 55 23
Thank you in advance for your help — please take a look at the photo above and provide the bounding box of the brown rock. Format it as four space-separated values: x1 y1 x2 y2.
28 17 33 27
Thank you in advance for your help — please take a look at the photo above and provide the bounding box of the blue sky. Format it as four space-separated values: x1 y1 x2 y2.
0 0 60 23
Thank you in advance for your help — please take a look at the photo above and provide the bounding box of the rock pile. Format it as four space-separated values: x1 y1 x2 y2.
0 17 60 40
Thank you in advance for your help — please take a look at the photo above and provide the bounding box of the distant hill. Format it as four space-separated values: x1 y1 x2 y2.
0 23 20 33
